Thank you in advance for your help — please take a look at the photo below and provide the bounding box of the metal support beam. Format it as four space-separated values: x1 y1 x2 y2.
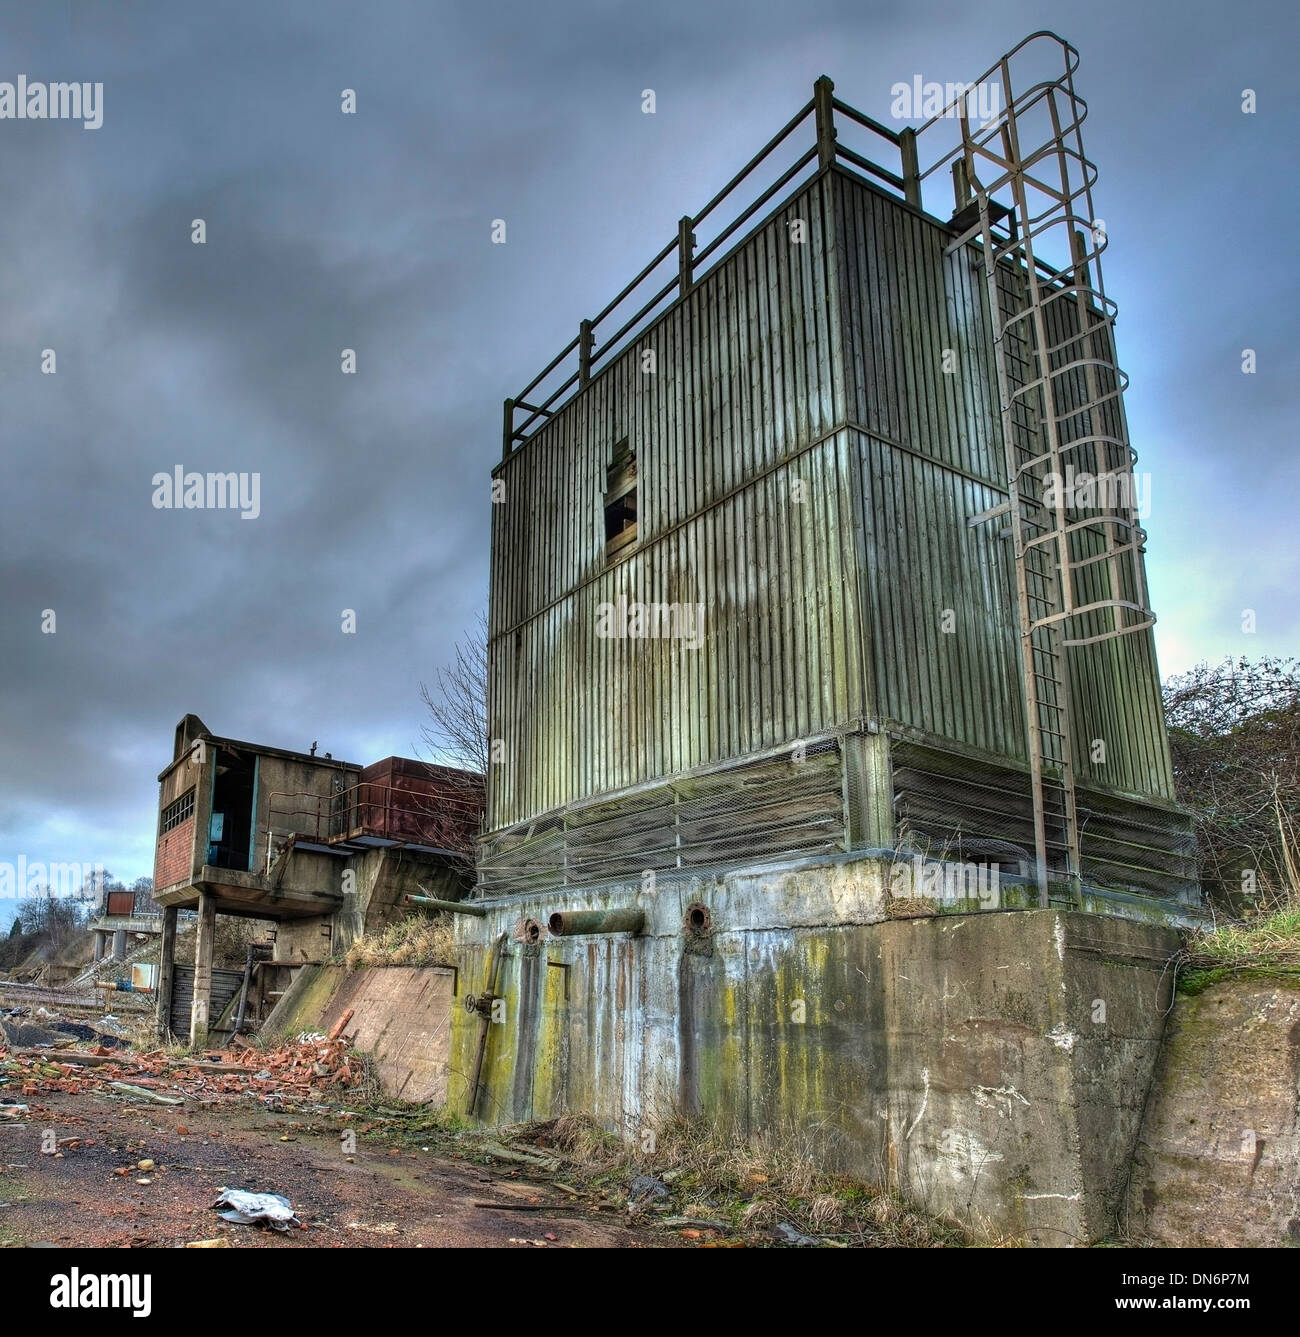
813 75 836 170
404 893 487 917
952 157 971 213
843 730 894 850
967 499 1013 527
156 906 177 1039
899 127 920 207
677 216 695 296
578 319 594 385
190 891 216 1049
501 397 515 460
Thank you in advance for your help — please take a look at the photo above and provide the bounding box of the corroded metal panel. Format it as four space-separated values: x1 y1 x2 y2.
836 168 1176 803
488 177 859 833
485 157 1181 883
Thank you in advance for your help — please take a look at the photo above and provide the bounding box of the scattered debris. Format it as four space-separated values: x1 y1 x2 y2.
0 1034 367 1111
772 1221 821 1247
628 1174 670 1206
474 1140 561 1172
108 1083 183 1105
212 1189 300 1232
0 1012 132 1050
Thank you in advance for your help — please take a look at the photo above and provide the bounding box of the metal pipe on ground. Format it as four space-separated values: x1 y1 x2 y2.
547 908 645 936
232 943 255 1036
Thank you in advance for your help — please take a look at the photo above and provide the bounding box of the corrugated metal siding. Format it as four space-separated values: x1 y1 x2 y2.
1066 632 1173 799
488 177 861 833
838 168 1175 802
990 248 1176 800
479 741 846 894
838 175 1003 482
838 172 1025 764
855 428 1025 759
485 162 1180 865
490 435 865 830
169 965 243 1028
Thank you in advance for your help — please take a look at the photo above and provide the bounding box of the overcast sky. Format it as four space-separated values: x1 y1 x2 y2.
1 0 1295 887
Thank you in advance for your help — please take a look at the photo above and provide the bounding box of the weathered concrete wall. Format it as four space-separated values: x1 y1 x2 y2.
356 853 464 939
265 962 456 1105
447 856 1179 1244
272 850 468 961
1127 978 1300 1247
258 857 1300 1247
874 912 1174 1243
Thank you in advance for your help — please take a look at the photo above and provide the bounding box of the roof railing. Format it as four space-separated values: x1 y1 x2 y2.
501 74 916 458
263 779 483 855
500 32 1081 460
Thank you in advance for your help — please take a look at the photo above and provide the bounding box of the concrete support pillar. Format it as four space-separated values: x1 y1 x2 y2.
156 905 178 1039
844 729 895 851
112 928 126 961
190 892 217 1049
92 931 105 964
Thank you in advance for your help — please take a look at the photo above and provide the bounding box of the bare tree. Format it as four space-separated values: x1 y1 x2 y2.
420 611 489 776
1163 656 1300 912
415 612 489 871
18 890 81 953
130 875 158 914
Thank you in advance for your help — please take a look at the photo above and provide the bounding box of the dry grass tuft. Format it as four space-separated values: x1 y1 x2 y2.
1183 907 1300 972
1176 796 1300 994
886 897 939 919
344 915 455 970
498 1110 976 1247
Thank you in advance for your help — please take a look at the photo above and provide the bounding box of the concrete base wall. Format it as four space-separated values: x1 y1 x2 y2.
447 858 1180 1244
1127 979 1300 1247
272 851 469 963
257 853 1300 1246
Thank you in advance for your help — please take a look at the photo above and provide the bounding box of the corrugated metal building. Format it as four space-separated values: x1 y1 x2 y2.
482 45 1197 907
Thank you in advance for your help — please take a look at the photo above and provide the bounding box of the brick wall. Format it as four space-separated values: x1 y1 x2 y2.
154 815 195 892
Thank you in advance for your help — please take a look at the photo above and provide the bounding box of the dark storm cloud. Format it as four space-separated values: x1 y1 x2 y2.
1 0 1296 884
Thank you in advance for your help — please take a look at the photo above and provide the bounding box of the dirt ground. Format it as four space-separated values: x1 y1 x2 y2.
0 1086 670 1249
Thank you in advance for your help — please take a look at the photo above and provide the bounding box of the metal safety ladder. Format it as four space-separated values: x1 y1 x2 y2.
933 35 1156 904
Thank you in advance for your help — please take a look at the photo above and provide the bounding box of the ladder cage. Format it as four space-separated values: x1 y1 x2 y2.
916 33 1157 901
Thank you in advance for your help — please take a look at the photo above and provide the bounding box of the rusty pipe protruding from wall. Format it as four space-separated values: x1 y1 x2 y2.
403 894 487 918
547 907 645 937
